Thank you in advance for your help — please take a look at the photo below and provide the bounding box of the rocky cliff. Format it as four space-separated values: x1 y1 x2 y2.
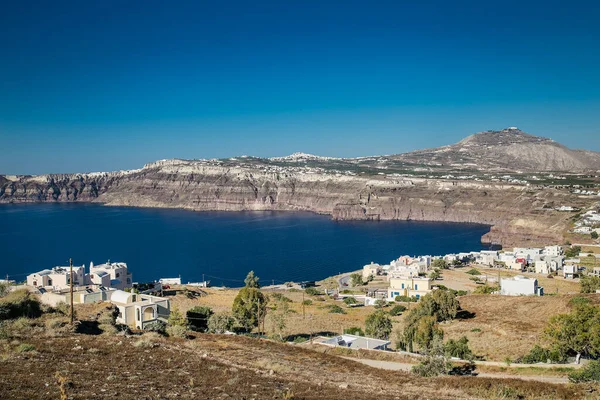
2 128 598 248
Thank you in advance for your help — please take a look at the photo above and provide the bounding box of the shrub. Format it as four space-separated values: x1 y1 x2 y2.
473 284 498 294
304 287 322 296
293 336 308 343
432 259 449 270
466 269 481 276
592 231 599 240
343 327 364 336
186 306 213 332
167 325 188 338
411 337 451 377
0 282 10 298
520 345 565 364
569 360 600 382
388 305 406 316
301 299 312 306
394 295 416 303
270 293 292 303
580 276 600 294
327 304 346 314
207 313 235 334
343 297 358 306
565 246 581 258
374 299 388 309
444 336 474 361
0 290 42 321
16 343 36 353
471 328 481 333
144 320 167 335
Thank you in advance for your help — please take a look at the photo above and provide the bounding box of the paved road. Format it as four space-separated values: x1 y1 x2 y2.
343 357 570 384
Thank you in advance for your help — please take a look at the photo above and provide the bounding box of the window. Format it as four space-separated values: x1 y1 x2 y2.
116 273 120 278
136 309 140 321
401 283 405 289
48 279 52 286
416 294 420 299
33 281 37 286
415 284 418 290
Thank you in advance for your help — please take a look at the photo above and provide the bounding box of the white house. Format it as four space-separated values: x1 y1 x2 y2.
543 246 564 257
90 261 132 290
500 276 543 296
513 248 543 262
110 290 170 329
27 265 86 291
564 264 579 279
362 262 381 280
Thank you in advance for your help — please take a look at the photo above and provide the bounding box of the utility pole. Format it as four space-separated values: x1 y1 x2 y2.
69 258 74 324
302 291 305 319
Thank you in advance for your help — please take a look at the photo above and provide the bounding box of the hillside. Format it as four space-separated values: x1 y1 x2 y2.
393 128 600 172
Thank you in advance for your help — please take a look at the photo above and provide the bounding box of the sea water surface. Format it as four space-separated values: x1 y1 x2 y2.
0 203 490 285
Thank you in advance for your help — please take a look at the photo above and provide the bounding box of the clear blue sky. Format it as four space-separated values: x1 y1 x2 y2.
1 0 599 174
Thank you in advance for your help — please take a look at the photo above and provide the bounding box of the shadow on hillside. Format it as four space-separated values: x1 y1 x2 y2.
75 320 102 335
456 310 476 320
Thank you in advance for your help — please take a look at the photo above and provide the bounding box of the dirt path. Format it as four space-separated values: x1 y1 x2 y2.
343 357 570 384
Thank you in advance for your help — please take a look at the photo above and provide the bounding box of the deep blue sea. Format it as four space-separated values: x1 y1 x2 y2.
0 204 490 286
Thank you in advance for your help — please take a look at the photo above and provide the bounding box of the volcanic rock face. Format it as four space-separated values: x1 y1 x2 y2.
1 128 598 248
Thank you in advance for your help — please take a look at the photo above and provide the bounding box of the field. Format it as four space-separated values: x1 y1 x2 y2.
0 310 592 400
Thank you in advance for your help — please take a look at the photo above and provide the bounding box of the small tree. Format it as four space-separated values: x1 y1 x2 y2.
592 231 599 240
466 268 481 276
365 310 392 340
186 306 213 332
565 246 582 258
168 306 187 327
374 299 387 309
411 336 451 377
569 360 600 382
244 271 260 289
270 298 291 340
344 326 364 336
429 270 440 280
444 336 474 361
581 276 600 293
232 287 268 332
388 304 406 316
432 259 448 270
350 273 364 287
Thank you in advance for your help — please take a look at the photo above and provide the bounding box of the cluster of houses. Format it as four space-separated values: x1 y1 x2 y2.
26 261 170 329
573 210 600 235
360 244 597 301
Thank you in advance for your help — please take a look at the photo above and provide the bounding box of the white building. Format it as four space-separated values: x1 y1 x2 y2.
513 248 543 262
110 290 170 329
320 334 390 351
543 246 564 257
362 262 381 280
500 276 543 296
564 264 579 279
90 261 132 290
27 265 86 291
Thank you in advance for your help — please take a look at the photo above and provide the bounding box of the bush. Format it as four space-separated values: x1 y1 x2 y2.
473 284 498 294
520 345 565 364
144 320 167 335
432 259 449 270
569 360 600 382
388 305 406 316
186 306 213 332
304 287 322 296
301 299 312 306
270 293 292 303
327 304 346 314
16 343 36 353
207 313 235 334
343 297 358 306
592 231 599 240
580 276 600 294
394 295 416 303
444 336 474 361
167 324 188 338
466 269 481 276
292 336 308 343
374 299 388 309
343 327 364 336
0 282 10 298
411 337 451 377
565 246 581 258
0 290 42 321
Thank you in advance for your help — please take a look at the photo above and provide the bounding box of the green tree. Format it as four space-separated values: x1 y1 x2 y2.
232 287 268 332
414 315 444 350
432 259 448 270
365 310 393 340
473 284 498 294
168 306 187 327
186 306 213 332
244 271 260 289
544 301 600 363
269 298 291 340
411 336 451 377
344 326 364 336
569 360 600 382
350 273 364 287
388 304 406 316
374 299 387 309
207 313 235 334
444 336 474 361
429 270 440 280
592 231 599 240
466 268 481 275
565 246 582 258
